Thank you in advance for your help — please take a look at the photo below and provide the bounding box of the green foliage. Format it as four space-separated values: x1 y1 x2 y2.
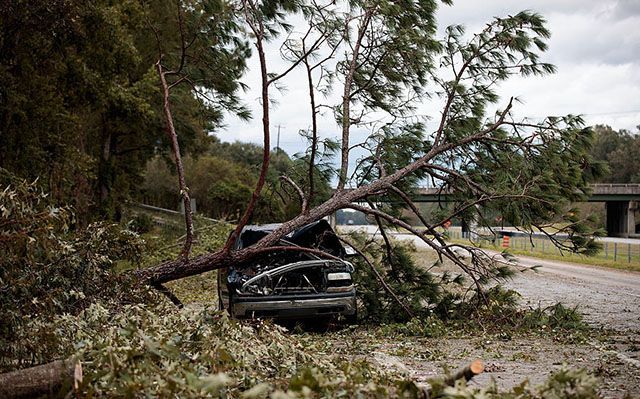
0 170 151 370
446 287 589 341
356 123 431 193
345 10 605 258
187 155 258 220
346 229 589 338
348 232 446 323
378 316 448 338
65 305 320 396
139 218 232 268
0 0 250 222
13 289 597 398
532 367 599 399
20 303 419 397
520 304 587 333
140 141 334 223
1 173 598 396
139 156 181 210
138 220 232 304
428 366 598 398
340 0 443 115
589 125 640 183
128 213 154 234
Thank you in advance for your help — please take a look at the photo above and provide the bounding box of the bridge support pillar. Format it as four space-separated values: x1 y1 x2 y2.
630 201 639 238
461 219 470 239
605 201 637 238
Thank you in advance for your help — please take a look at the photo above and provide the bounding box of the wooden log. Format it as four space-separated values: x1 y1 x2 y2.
421 360 484 398
444 359 484 386
0 358 76 399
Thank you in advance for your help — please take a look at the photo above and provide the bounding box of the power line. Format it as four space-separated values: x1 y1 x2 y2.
581 109 640 116
523 109 640 119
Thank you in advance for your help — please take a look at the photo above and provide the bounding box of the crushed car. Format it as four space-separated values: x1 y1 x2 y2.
217 220 357 321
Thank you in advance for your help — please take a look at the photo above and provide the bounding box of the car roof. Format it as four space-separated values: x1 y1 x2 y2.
241 223 282 232
241 219 332 235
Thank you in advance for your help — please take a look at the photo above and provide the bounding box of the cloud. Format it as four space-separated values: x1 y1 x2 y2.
498 62 640 125
609 0 640 21
544 10 640 65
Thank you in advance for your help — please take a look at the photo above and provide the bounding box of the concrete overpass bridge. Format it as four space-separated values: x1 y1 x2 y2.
368 184 640 238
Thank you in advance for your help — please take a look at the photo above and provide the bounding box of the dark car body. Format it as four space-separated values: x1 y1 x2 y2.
217 220 357 320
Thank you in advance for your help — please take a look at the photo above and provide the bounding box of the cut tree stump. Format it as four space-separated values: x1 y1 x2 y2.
422 359 484 398
444 359 484 387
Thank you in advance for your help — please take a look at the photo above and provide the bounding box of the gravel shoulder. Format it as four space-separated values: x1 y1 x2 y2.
503 254 640 331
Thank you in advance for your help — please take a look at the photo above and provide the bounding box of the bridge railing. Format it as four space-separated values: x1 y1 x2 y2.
591 183 640 188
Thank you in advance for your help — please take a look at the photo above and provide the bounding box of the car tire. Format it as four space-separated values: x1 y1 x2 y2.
345 307 358 324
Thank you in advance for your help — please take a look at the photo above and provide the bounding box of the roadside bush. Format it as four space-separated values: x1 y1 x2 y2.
0 170 152 371
127 213 154 233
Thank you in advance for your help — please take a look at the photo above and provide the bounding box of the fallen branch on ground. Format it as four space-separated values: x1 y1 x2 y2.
0 358 79 399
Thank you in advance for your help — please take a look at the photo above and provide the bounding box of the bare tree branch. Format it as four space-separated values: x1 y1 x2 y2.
280 174 308 212
156 60 195 260
337 9 373 190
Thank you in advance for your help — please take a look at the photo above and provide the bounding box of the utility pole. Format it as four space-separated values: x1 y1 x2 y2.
273 124 284 151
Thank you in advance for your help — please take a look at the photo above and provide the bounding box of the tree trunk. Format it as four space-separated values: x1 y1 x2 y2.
99 123 112 215
0 359 76 399
224 21 270 252
133 109 513 286
156 61 194 259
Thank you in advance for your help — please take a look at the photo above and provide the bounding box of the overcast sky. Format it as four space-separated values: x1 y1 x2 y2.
221 0 640 157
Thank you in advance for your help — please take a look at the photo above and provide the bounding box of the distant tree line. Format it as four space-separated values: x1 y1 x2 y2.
590 125 640 183
139 139 332 222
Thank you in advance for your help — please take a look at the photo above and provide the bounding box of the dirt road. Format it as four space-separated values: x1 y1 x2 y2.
502 254 640 331
398 231 640 332
340 225 640 331
335 226 640 397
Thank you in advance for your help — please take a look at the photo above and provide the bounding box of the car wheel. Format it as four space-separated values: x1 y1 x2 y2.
345 312 357 324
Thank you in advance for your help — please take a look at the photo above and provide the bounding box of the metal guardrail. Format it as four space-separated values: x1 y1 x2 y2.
131 202 185 216
127 202 220 224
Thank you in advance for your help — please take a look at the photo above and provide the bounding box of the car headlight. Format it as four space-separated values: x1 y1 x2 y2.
327 272 351 281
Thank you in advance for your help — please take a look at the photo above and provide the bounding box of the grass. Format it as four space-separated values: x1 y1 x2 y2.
447 235 640 272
